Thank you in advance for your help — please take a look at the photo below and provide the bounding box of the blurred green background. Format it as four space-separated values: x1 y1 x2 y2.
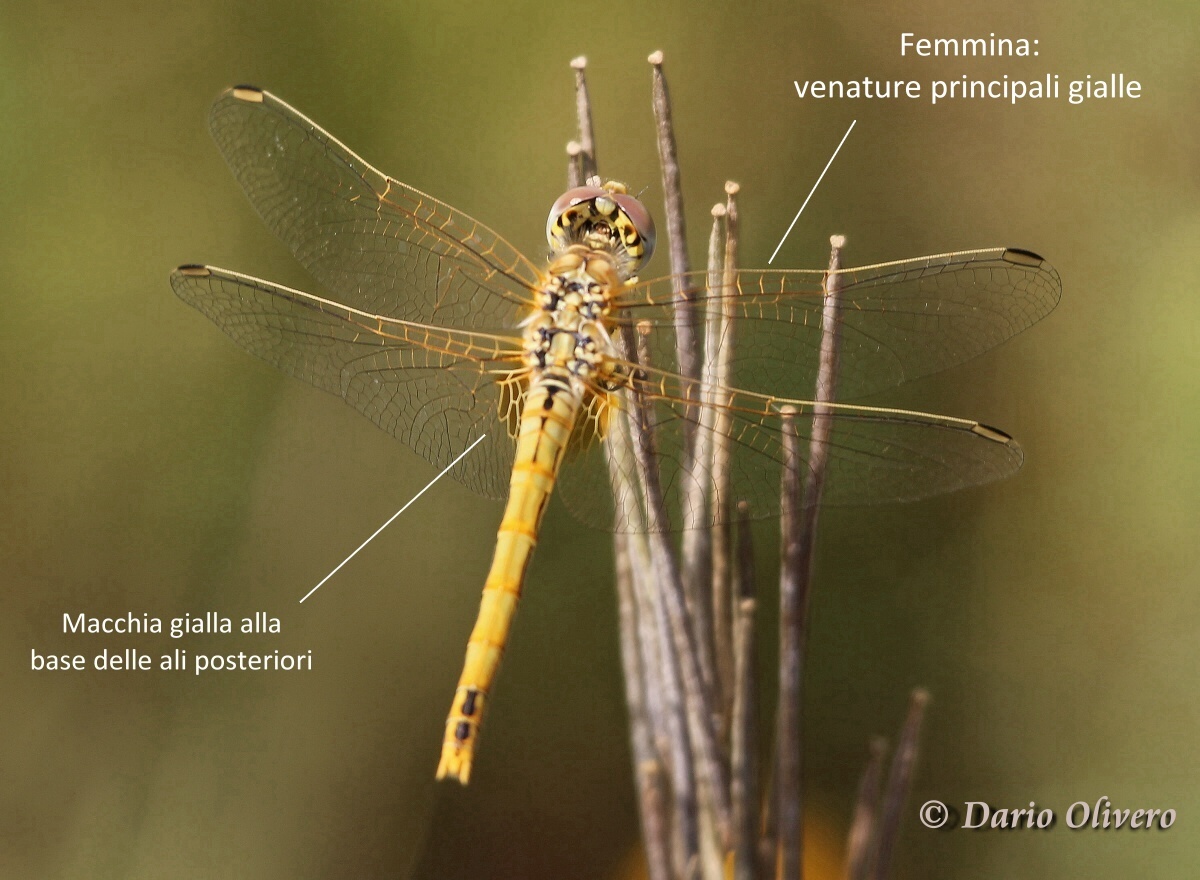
2 0 1198 877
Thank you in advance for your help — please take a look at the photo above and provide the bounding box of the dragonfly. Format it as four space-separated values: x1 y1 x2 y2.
172 86 1060 784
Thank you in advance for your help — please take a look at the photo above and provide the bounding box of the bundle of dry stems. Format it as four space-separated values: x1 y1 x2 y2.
564 54 930 880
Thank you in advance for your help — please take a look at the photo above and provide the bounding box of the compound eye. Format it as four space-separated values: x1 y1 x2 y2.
547 186 607 244
611 193 657 268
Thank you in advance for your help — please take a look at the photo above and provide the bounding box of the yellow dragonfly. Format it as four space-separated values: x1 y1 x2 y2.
172 86 1059 784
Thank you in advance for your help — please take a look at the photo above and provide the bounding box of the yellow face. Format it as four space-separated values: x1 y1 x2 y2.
545 181 656 277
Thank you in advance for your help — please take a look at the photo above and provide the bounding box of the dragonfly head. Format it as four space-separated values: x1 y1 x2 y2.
546 181 656 277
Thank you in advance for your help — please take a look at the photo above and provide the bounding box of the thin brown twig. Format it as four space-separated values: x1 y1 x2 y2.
634 552 692 878
614 532 674 880
870 691 930 880
645 54 736 869
647 583 698 880
680 205 725 724
629 534 671 773
776 236 846 880
731 501 760 880
647 51 699 399
616 505 669 763
691 206 724 878
571 57 598 182
775 404 804 880
845 737 888 880
566 140 583 189
711 181 741 735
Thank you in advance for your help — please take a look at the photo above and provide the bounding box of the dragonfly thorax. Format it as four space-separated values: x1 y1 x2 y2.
540 245 619 320
523 248 620 382
522 316 608 379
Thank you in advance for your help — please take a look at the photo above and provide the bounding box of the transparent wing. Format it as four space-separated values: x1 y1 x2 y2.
555 360 1023 532
207 86 543 331
171 265 526 499
613 248 1060 400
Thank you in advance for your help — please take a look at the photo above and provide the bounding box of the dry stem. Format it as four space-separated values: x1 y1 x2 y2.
870 690 930 880
570 55 927 880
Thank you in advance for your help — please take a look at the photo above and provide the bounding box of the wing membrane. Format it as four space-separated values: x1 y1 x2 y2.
614 248 1060 400
555 360 1022 532
207 86 542 330
172 265 525 498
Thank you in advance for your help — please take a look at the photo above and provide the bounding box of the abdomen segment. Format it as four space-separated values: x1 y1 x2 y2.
436 374 581 783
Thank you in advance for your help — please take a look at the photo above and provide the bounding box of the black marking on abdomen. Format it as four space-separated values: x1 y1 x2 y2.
539 375 572 409
462 689 479 717
454 721 471 743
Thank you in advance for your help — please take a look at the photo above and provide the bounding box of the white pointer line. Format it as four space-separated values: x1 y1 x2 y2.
767 119 857 265
299 434 488 603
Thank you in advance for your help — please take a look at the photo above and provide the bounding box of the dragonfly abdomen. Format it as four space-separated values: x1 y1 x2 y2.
436 369 583 784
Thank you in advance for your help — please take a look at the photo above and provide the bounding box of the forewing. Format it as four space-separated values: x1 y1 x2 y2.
172 265 525 499
614 248 1060 400
208 86 542 330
